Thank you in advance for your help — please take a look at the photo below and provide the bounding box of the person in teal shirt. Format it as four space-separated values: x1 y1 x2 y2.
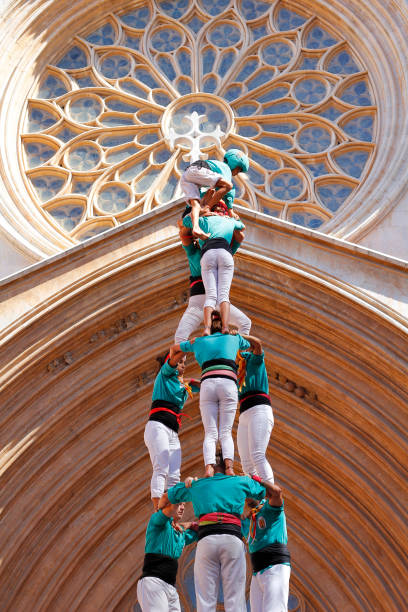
160 452 275 612
174 214 251 343
242 484 291 612
171 312 251 477
137 501 198 611
179 149 249 241
237 336 275 484
144 352 198 511
182 208 245 333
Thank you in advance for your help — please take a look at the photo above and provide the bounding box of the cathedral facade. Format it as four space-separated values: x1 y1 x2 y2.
0 1 407 610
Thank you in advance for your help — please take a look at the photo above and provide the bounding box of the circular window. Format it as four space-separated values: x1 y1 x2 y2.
22 0 376 240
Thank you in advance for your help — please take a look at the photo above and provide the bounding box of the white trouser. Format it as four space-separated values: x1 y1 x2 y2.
174 294 251 343
180 164 220 200
144 420 181 498
194 534 247 612
250 564 291 612
201 248 234 309
237 404 275 483
200 378 237 465
137 576 181 611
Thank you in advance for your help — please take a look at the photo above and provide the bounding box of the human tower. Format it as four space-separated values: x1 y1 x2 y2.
137 150 291 612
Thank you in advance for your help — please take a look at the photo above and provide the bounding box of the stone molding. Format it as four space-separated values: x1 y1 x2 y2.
0 205 407 609
1 203 408 337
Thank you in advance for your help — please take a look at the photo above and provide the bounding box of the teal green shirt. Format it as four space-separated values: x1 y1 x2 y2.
180 333 250 367
231 238 241 255
182 242 201 277
151 361 188 410
205 159 235 209
238 351 269 399
183 215 244 249
168 473 266 516
145 510 198 559
241 501 290 571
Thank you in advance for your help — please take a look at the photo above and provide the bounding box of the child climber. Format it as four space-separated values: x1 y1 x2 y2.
180 148 249 240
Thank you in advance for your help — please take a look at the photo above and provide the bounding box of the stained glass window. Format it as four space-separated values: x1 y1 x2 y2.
21 0 376 241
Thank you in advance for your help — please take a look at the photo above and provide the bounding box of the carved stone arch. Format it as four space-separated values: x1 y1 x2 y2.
0 207 407 610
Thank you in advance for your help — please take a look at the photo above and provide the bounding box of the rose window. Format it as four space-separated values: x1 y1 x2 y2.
22 0 376 242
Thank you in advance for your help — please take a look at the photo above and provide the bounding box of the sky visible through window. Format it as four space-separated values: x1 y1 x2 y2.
22 0 376 241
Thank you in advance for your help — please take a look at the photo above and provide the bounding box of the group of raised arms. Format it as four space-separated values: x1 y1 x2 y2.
138 150 291 612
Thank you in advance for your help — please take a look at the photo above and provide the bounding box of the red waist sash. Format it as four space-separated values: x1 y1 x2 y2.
199 512 241 526
149 407 189 427
190 279 203 288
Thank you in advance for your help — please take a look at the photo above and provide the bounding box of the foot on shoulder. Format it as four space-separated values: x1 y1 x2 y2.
204 465 214 478
193 228 210 240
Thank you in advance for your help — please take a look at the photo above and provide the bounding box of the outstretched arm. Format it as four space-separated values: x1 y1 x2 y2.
169 343 189 363
263 482 283 507
170 336 196 360
241 334 263 355
158 492 170 510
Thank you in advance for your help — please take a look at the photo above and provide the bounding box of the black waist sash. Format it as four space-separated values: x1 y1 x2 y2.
141 553 179 586
189 274 205 296
239 389 271 414
250 543 291 573
149 400 181 433
188 160 211 170
200 237 232 257
202 358 238 373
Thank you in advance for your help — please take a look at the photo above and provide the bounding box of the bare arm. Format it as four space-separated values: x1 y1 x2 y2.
241 334 263 355
169 343 187 364
167 347 184 367
179 521 198 531
233 228 245 243
178 219 193 245
263 482 283 507
158 492 170 511
169 337 196 362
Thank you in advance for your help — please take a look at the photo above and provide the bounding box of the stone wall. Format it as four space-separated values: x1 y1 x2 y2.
0 206 407 610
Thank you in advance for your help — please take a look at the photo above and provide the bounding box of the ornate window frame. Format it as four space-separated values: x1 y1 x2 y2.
0 0 407 258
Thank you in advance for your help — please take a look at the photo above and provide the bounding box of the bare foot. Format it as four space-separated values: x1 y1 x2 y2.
204 465 214 478
200 204 212 216
203 327 211 336
193 227 210 240
224 459 235 476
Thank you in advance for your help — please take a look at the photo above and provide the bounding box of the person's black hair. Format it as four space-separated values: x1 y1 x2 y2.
181 204 192 218
210 310 222 334
156 351 170 372
246 498 259 509
214 449 226 473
